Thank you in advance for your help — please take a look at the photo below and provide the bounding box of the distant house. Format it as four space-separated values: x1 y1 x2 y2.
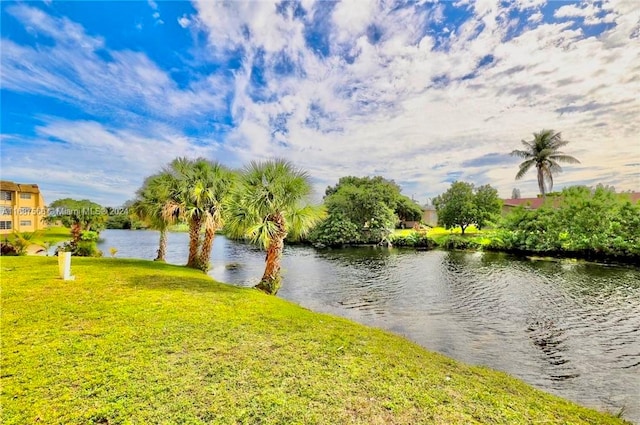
0 181 47 235
501 197 549 214
502 192 640 215
398 204 438 228
421 205 438 227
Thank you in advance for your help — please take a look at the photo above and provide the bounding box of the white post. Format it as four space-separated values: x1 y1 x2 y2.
57 252 75 281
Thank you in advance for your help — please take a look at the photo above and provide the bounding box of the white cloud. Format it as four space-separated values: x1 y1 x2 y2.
528 11 543 23
1 119 223 206
198 0 640 200
554 2 617 26
1 5 228 124
3 1 639 205
177 15 191 28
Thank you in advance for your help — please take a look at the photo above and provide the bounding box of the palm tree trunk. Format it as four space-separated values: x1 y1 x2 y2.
255 235 285 295
537 166 546 198
198 227 216 272
155 229 167 262
255 214 287 295
187 216 202 268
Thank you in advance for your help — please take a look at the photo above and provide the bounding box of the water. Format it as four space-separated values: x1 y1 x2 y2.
99 229 640 423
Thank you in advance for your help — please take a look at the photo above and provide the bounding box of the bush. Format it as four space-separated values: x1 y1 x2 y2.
76 241 103 257
495 186 640 260
1 240 22 256
440 235 480 250
390 232 436 249
309 213 361 247
55 241 102 257
80 230 100 242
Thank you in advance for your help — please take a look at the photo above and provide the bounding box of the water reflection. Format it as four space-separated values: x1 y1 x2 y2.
99 230 640 423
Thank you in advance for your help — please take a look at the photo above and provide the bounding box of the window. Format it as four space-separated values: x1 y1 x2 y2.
20 193 32 199
0 191 12 201
20 220 32 227
0 207 11 215
0 221 12 230
18 207 32 215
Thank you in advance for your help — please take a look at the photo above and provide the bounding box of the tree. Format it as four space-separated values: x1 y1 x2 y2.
433 182 477 235
395 196 423 222
163 158 235 271
473 184 502 229
433 181 501 234
511 129 580 197
308 212 361 247
316 175 419 244
47 198 107 244
511 188 521 199
224 159 324 295
131 172 176 262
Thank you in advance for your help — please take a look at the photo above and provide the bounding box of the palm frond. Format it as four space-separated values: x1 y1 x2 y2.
549 154 581 164
515 159 536 180
286 204 327 241
510 149 531 159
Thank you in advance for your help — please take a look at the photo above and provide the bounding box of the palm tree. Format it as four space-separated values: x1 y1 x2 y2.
163 158 234 271
224 159 325 295
511 129 580 197
132 172 175 262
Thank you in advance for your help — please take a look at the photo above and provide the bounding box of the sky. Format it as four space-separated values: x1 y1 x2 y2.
1 0 639 206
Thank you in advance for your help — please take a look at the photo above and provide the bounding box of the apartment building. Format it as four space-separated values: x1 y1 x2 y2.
0 181 46 235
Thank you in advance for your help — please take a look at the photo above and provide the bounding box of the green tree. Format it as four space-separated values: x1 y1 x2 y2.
395 196 423 222
308 212 360 247
473 184 502 229
163 158 235 271
433 182 501 234
317 176 419 244
132 172 176 262
47 198 107 244
511 129 581 197
224 159 324 295
433 182 477 235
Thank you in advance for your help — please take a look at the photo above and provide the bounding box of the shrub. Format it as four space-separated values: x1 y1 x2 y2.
75 241 103 257
495 186 640 260
309 213 361 247
390 232 436 249
1 240 22 256
440 235 480 250
80 230 100 242
55 240 102 257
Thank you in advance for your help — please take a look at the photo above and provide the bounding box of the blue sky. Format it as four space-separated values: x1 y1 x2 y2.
1 0 639 206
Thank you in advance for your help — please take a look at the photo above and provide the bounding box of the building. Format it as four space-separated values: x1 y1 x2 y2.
502 192 640 214
421 204 438 227
0 181 46 235
398 205 438 228
501 197 550 214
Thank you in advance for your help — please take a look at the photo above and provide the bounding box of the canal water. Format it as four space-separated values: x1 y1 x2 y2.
99 229 640 422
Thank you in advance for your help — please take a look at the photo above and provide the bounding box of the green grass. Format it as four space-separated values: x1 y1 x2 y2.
18 226 72 246
1 256 629 424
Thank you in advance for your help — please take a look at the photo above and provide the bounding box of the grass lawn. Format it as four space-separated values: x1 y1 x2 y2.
1 256 628 424
7 226 72 247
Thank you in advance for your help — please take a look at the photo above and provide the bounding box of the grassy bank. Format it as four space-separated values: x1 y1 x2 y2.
1 257 628 424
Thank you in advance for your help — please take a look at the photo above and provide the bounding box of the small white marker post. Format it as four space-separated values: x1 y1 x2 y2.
58 251 75 281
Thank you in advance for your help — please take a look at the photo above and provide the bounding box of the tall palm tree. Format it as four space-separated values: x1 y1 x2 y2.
511 129 580 197
163 157 234 271
224 159 325 295
132 172 176 262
